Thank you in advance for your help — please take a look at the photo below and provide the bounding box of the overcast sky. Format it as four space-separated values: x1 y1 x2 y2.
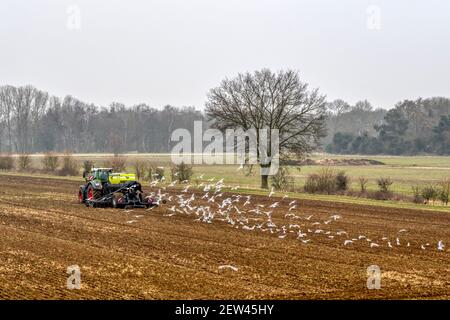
1 0 449 110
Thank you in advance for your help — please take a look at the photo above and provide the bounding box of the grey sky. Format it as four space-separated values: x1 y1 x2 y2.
1 0 449 110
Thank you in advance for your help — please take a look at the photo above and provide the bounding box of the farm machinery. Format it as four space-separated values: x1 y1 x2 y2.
78 168 165 208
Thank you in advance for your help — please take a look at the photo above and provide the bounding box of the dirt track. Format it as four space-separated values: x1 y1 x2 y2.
0 174 449 299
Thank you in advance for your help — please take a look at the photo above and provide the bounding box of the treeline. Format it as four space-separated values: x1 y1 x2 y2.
1 84 450 155
0 85 204 153
325 97 450 155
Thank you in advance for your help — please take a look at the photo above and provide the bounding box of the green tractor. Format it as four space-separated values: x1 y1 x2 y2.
78 168 163 208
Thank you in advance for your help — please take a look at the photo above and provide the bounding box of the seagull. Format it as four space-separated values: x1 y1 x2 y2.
301 239 311 244
297 231 307 238
398 229 407 233
126 220 137 224
396 238 401 246
305 215 313 221
370 242 380 248
344 240 353 246
242 225 255 231
289 200 297 206
268 187 275 197
289 205 297 212
269 202 279 208
387 242 393 248
438 240 445 251
218 265 238 272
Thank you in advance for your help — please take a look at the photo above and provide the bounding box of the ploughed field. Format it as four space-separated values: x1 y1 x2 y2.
0 174 449 299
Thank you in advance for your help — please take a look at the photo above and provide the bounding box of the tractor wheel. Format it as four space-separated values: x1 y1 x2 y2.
78 188 85 204
86 185 102 207
112 195 124 209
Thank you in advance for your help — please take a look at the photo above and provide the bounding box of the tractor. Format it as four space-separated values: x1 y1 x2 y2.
78 167 163 208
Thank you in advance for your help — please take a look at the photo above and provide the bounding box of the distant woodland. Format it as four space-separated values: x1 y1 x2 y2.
1 84 449 155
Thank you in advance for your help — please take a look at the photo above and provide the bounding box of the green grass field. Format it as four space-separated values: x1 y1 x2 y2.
4 153 450 212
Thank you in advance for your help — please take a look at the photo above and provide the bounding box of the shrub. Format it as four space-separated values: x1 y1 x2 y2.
104 156 126 172
421 185 437 204
304 167 336 194
377 177 393 193
359 177 368 193
59 153 79 176
0 154 14 170
17 154 31 171
171 162 192 182
42 152 59 172
133 160 146 180
411 185 423 204
271 166 294 191
83 160 94 173
154 166 165 181
335 171 350 191
438 180 450 205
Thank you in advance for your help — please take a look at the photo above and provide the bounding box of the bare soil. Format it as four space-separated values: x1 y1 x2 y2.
0 174 448 299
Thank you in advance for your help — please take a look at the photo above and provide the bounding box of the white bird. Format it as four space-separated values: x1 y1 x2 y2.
438 240 445 251
269 202 279 208
301 239 311 244
370 242 380 248
126 220 137 224
289 205 297 211
218 265 238 272
344 240 353 246
387 242 393 248
278 234 287 239
358 235 366 240
421 244 426 250
398 229 407 233
336 231 348 236
396 238 401 246
297 231 307 238
242 225 255 231
268 187 275 197
305 215 313 221
289 200 296 206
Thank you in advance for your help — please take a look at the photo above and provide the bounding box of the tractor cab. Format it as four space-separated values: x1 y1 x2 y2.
83 168 113 182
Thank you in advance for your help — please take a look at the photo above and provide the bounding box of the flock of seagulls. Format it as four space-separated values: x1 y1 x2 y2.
123 175 446 253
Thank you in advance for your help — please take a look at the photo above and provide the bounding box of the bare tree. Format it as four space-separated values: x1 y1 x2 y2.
205 69 327 188
0 85 15 152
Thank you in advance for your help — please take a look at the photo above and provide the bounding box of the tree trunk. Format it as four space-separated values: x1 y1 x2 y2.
261 174 269 189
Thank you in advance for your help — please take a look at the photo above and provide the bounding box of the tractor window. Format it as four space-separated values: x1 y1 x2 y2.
100 171 109 181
